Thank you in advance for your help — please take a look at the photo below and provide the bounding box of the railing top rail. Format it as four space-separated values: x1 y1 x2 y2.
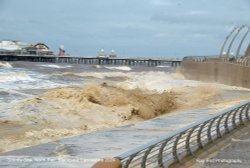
182 55 221 62
116 99 250 160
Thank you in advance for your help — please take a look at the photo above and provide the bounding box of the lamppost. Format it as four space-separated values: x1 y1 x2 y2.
219 27 237 57
245 42 250 58
236 27 250 58
226 25 246 58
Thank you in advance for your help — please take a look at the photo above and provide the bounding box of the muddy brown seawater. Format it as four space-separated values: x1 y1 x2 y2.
1 61 250 153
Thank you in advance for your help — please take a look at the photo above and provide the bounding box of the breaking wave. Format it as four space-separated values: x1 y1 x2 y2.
55 71 189 92
58 72 130 80
0 62 12 68
116 71 189 92
25 84 177 119
39 64 72 69
0 72 34 82
156 65 170 68
105 66 132 71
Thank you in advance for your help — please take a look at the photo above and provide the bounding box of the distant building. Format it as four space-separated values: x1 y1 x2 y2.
97 49 108 58
0 40 30 51
58 45 65 56
97 49 117 58
109 50 117 58
0 40 54 55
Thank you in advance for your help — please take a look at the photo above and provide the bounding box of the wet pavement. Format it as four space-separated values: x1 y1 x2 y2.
1 97 250 168
0 107 218 168
199 123 250 168
171 122 250 168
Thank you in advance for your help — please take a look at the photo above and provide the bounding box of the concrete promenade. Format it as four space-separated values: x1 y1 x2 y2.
171 122 250 168
202 123 250 168
0 107 219 168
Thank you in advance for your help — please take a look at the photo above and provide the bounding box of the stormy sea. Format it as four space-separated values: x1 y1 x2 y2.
0 61 250 153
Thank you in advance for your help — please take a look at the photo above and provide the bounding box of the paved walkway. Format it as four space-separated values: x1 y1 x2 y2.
198 123 250 168
170 122 250 168
0 107 216 168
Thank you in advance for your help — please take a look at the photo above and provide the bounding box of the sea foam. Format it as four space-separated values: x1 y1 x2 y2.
39 64 72 69
0 73 34 82
105 66 132 71
0 62 12 68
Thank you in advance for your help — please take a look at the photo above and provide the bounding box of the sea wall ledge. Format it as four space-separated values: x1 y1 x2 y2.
182 56 250 88
110 100 250 168
0 54 181 67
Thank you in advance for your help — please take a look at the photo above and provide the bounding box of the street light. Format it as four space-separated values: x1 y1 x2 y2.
226 25 246 58
219 27 238 57
245 42 250 58
236 27 250 58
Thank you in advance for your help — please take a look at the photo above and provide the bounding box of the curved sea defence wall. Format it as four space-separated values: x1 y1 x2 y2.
181 24 250 88
181 59 250 88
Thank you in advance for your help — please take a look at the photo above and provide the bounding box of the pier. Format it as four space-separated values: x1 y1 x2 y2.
0 54 181 67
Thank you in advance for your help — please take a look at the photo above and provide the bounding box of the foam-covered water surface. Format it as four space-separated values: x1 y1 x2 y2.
0 61 175 102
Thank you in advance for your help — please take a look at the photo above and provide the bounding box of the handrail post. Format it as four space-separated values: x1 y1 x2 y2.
224 110 234 133
216 114 225 138
239 105 247 124
232 108 240 128
207 118 217 143
141 145 156 168
172 133 184 164
185 127 197 157
197 122 208 148
123 153 139 168
246 104 250 120
158 139 171 168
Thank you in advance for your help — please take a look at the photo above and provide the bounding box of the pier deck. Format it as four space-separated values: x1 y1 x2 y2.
0 54 181 67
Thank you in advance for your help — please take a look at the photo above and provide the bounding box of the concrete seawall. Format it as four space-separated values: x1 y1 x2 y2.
181 61 250 88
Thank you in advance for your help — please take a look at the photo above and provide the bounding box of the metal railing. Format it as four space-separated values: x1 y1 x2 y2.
115 100 250 168
182 56 220 62
235 58 250 66
183 55 250 67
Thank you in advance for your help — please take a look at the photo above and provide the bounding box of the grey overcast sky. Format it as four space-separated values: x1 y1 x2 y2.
0 0 250 57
